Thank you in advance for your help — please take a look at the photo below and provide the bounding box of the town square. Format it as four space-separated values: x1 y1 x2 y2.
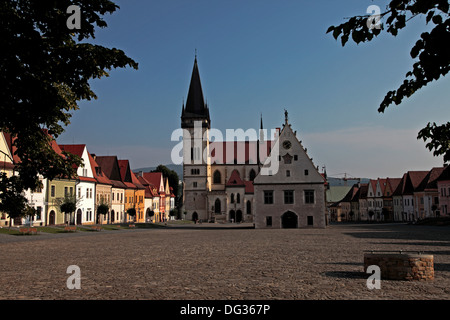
1 1 450 315
0 222 449 300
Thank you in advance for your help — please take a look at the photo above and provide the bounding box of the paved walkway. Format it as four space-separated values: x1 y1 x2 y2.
0 223 449 300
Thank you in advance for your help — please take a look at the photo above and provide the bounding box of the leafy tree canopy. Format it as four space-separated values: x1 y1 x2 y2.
327 0 450 162
0 0 138 195
152 165 180 198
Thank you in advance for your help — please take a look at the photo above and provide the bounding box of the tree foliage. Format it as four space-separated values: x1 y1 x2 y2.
0 1 138 206
327 0 450 162
0 173 28 220
126 207 136 217
152 165 180 199
97 203 109 216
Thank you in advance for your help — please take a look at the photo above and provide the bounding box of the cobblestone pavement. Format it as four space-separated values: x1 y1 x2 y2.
0 223 450 300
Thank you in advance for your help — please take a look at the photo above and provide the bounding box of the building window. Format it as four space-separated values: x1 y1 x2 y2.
64 187 68 197
193 182 198 188
264 191 274 204
305 190 315 204
266 216 272 227
284 190 294 204
246 200 251 215
286 170 290 177
51 185 56 197
213 170 221 184
249 169 256 182
36 207 42 220
231 193 235 203
307 216 314 226
304 169 309 176
191 169 200 175
294 155 298 161
236 193 240 203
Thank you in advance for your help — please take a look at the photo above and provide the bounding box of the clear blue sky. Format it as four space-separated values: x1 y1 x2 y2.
58 0 449 179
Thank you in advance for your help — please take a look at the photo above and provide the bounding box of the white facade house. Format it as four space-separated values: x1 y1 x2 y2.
59 144 96 225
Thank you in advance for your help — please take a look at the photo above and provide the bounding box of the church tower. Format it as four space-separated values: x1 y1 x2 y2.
181 57 211 221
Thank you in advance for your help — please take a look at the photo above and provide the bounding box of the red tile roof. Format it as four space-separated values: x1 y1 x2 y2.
244 180 254 194
226 169 245 187
88 152 113 186
210 140 273 165
142 172 164 192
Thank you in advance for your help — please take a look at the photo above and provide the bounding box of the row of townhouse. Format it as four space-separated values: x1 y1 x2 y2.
0 132 175 227
329 166 450 222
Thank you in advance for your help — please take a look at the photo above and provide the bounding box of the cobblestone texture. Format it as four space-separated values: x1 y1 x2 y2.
0 223 449 300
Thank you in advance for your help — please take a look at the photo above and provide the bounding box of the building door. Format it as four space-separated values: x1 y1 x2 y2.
307 216 314 226
49 210 56 226
76 209 82 225
192 212 198 222
229 210 235 222
236 210 243 223
282 211 298 228
111 210 115 223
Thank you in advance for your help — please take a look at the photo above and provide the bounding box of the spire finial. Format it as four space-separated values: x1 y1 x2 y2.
195 48 197 60
284 109 289 124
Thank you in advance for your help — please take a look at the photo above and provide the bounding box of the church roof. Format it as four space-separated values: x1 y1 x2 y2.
210 140 273 165
226 169 245 187
182 57 209 120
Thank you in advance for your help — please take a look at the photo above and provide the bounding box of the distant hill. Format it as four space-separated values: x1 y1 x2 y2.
132 167 368 185
327 177 370 187
133 164 183 180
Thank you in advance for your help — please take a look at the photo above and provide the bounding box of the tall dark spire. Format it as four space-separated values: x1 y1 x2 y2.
184 57 207 116
181 57 210 128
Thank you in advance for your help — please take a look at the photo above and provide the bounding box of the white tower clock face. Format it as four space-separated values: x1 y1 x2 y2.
282 140 292 150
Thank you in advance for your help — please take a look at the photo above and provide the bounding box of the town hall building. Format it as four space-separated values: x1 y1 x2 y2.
180 57 326 228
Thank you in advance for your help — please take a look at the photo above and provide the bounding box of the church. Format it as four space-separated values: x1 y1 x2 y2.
180 57 326 228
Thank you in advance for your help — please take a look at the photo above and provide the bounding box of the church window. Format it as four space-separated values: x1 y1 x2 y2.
249 169 256 181
236 193 240 203
213 170 221 184
231 193 235 203
246 200 251 214
264 191 274 204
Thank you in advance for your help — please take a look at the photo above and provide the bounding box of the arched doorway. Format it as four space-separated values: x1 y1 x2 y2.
236 210 243 223
282 211 298 228
214 199 221 214
229 210 235 222
76 209 82 225
49 210 56 226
